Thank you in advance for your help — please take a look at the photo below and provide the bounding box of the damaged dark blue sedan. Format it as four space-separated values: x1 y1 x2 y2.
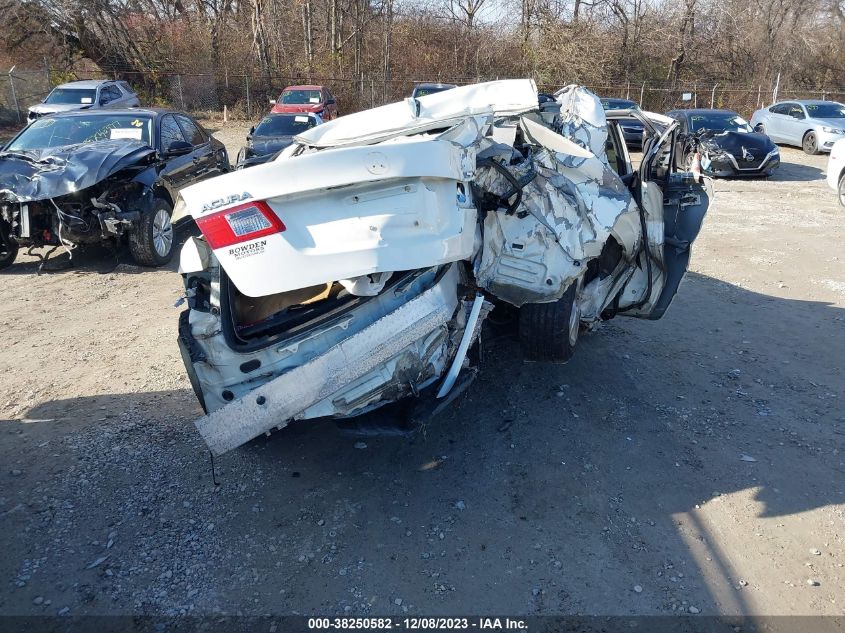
666 108 780 178
236 112 322 169
0 109 228 271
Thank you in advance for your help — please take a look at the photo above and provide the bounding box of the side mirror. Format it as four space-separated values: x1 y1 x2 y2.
99 97 108 106
326 98 336 105
269 99 276 105
165 140 193 156
249 126 255 134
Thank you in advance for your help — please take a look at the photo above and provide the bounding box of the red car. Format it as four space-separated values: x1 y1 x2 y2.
270 85 338 120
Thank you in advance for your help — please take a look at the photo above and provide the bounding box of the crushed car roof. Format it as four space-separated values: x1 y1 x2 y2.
293 79 540 148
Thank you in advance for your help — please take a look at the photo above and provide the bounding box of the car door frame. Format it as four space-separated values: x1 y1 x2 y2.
174 113 226 183
606 109 711 320
781 102 808 146
323 88 337 119
765 104 787 142
98 84 117 108
157 112 196 193
667 111 690 165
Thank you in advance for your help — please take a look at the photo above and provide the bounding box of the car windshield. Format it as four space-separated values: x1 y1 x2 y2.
280 89 322 105
254 115 317 137
6 114 153 152
43 88 97 105
689 113 751 133
413 86 455 98
601 99 637 110
804 103 845 119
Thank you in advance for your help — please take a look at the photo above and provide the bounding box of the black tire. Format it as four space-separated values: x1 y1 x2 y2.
838 172 845 208
0 221 19 271
129 198 174 267
518 283 579 363
802 131 820 155
754 123 765 135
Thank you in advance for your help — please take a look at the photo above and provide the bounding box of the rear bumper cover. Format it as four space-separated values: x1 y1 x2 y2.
191 265 461 455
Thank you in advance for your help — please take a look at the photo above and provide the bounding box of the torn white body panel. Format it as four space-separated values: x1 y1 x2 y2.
291 79 539 149
473 134 641 306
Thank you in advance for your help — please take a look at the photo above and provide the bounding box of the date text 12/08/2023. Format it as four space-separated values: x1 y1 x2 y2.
307 618 528 631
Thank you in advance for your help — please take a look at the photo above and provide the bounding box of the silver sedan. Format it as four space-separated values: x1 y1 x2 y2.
750 99 845 155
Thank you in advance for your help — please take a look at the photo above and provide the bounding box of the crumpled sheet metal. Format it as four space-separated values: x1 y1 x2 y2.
473 105 639 306
293 79 539 149
554 85 609 158
0 141 155 203
195 265 460 456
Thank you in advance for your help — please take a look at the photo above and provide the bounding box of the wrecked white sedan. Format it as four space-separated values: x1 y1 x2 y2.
174 80 711 455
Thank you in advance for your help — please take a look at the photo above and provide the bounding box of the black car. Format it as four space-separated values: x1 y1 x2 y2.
0 109 229 270
666 108 780 178
410 83 457 99
236 113 322 169
600 98 644 149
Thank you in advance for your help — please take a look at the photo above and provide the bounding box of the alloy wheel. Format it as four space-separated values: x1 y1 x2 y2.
152 208 174 258
803 133 817 154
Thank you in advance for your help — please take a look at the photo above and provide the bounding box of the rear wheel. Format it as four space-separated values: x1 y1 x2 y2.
754 123 766 134
129 198 174 266
838 172 845 207
0 221 18 271
518 283 579 363
802 131 820 155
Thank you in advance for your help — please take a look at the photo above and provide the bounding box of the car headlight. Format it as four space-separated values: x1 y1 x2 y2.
822 127 845 135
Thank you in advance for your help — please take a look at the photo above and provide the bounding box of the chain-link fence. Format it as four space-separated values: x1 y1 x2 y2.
0 67 53 126
2 64 844 128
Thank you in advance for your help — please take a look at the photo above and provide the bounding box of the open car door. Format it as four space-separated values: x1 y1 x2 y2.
605 109 711 320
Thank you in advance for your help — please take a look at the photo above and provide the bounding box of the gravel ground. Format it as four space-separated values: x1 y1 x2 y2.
1 129 843 618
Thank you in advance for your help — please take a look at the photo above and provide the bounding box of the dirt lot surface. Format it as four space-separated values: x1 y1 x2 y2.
1 126 844 619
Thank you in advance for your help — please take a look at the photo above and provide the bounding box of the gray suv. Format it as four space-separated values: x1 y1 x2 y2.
27 80 141 123
750 99 845 155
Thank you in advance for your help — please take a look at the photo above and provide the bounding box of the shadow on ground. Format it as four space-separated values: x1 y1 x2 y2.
3 272 843 616
770 153 826 182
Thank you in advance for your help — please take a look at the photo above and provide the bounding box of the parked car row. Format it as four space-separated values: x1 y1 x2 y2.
1 80 355 269
2 81 842 274
597 95 844 205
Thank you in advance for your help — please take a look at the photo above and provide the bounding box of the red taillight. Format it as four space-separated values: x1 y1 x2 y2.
195 200 285 249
